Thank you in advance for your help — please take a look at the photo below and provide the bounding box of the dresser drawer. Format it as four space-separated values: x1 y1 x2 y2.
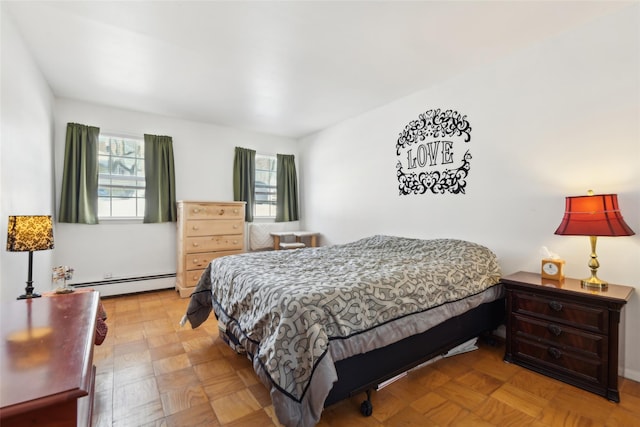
185 219 244 237
185 253 218 270
185 203 244 220
185 235 244 253
512 336 605 385
186 269 205 287
185 249 245 270
511 313 605 358
511 291 607 333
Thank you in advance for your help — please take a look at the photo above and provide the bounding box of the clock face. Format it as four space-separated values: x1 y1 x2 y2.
543 262 559 275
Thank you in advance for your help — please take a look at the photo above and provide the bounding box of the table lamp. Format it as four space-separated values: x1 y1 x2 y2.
6 215 54 299
554 191 635 290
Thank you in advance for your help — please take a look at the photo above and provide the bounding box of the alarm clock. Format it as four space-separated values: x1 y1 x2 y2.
541 258 565 281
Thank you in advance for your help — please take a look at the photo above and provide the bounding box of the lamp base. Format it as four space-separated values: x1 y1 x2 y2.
17 292 41 300
17 280 41 300
581 276 608 291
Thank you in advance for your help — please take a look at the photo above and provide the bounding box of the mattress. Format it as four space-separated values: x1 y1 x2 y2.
185 235 502 426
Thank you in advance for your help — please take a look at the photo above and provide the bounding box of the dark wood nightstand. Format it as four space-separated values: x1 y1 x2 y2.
502 271 633 402
0 291 99 426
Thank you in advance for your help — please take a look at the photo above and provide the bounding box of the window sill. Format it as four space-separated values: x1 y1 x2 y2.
98 217 144 224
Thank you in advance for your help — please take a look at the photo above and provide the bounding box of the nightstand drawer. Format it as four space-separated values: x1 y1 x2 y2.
512 291 607 333
512 313 605 358
512 336 605 385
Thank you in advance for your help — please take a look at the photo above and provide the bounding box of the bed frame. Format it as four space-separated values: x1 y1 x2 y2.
324 297 505 415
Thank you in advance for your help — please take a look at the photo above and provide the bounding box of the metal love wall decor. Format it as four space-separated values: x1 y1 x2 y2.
396 109 472 195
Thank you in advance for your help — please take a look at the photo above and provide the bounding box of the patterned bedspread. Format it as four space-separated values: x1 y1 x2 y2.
186 235 502 426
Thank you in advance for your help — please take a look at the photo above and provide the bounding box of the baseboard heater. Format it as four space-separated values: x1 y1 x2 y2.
72 273 176 297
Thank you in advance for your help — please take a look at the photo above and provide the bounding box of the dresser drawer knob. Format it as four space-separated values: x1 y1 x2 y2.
192 242 199 247
548 301 563 312
547 324 562 336
192 259 199 263
548 347 563 359
233 224 239 229
192 225 199 230
218 209 225 215
193 208 200 213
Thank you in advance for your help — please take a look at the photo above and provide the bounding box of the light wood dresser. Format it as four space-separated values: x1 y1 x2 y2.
176 201 246 297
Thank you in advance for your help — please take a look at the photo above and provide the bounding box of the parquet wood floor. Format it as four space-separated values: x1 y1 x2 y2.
92 289 640 427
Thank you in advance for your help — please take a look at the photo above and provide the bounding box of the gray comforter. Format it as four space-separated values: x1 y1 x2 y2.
185 235 502 426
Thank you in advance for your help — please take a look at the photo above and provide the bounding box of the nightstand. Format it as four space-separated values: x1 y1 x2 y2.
502 271 633 402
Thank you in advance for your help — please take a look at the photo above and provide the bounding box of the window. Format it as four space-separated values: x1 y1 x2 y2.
97 135 145 218
254 154 277 218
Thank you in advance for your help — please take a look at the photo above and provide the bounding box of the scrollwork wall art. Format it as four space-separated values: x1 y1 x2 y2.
396 109 472 195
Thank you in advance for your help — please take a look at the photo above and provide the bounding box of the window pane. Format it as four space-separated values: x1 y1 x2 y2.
137 198 145 216
254 154 277 218
98 197 111 217
98 134 144 218
111 197 137 217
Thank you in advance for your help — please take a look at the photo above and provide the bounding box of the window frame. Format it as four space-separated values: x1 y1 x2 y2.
254 153 277 219
97 133 146 221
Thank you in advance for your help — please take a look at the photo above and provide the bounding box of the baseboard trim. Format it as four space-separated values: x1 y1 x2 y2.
622 367 640 382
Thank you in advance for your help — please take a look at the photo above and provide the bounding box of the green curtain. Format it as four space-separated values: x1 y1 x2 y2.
58 123 100 224
276 154 299 222
233 147 255 222
144 134 177 223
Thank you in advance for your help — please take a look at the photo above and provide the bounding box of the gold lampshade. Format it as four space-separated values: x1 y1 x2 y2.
6 215 54 299
554 191 634 290
7 215 54 252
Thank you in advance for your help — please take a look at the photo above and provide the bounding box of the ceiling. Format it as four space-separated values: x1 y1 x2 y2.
3 1 631 138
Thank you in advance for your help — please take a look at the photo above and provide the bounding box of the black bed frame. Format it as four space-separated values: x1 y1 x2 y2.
324 297 505 415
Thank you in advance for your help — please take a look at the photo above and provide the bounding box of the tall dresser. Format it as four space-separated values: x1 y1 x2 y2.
176 201 246 297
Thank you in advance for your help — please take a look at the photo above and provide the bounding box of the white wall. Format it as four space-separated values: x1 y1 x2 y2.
299 5 640 379
53 99 298 293
0 9 55 302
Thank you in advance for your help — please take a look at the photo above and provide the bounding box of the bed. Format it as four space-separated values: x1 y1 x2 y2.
185 235 504 427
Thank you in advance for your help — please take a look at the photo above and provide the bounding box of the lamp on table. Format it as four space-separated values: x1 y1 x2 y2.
6 215 54 299
554 191 635 290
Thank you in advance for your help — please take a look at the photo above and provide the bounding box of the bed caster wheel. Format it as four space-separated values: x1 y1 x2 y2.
360 399 373 417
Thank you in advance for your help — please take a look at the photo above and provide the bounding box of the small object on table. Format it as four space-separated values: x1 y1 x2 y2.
52 265 75 294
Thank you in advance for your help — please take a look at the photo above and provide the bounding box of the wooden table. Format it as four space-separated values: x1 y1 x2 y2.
0 291 99 426
270 231 319 250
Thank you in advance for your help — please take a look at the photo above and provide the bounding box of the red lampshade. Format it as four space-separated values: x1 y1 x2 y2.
554 193 635 237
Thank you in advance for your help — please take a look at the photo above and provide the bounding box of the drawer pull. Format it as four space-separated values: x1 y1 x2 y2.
192 225 199 230
192 242 199 247
233 209 238 214
548 301 563 312
547 324 562 336
233 224 239 229
548 347 563 359
192 259 199 263
218 209 225 215
193 208 200 213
